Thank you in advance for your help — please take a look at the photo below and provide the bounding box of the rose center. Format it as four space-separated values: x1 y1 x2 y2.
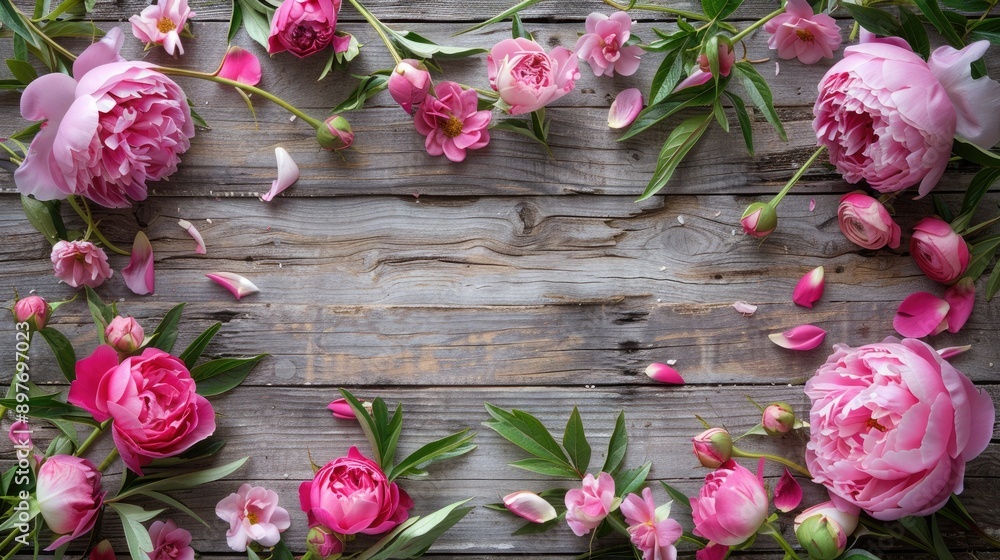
795 28 815 42
247 511 259 524
441 115 464 138
157 17 177 33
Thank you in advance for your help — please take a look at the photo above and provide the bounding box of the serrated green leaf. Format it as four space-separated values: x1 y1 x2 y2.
21 195 66 245
331 73 389 113
703 0 743 20
150 303 185 353
734 62 786 141
953 137 1000 167
190 354 266 396
179 322 222 369
839 3 903 37
637 112 714 201
109 503 164 560
602 411 628 475
457 0 542 34
37 327 75 381
388 429 476 481
723 91 754 157
562 407 590 475
898 7 930 59
6 59 36 84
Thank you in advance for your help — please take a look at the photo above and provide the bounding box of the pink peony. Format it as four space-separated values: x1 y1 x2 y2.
620 487 683 560
216 484 291 552
15 28 194 208
814 35 1000 197
564 472 619 536
299 446 413 535
805 338 995 520
911 216 970 283
690 460 769 546
13 295 49 330
487 38 580 115
105 316 144 353
68 345 216 474
51 240 112 288
575 12 644 77
414 81 492 162
764 0 841 64
129 0 195 56
36 455 105 550
267 0 340 58
147 520 194 560
837 191 901 249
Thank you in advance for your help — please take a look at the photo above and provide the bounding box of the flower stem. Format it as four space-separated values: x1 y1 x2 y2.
0 529 18 553
761 522 803 560
66 196 131 256
731 7 786 43
75 419 111 457
346 0 403 65
860 519 935 553
768 145 826 208
732 447 812 477
602 0 715 22
97 447 119 471
14 5 77 62
0 524 36 560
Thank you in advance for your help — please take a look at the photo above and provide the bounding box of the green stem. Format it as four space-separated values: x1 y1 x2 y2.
472 87 500 100
761 522 802 560
602 0 716 22
66 196 131 256
768 145 826 208
14 6 77 61
0 529 18 553
154 67 324 129
849 20 860 42
732 6 786 43
346 0 402 65
860 519 935 554
97 447 119 471
75 419 111 457
0 524 36 560
732 446 812 477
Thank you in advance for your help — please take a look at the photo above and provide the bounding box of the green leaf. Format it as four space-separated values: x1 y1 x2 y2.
108 503 164 560
659 481 692 510
509 457 582 478
6 58 36 84
734 62 786 141
712 98 729 132
21 195 66 245
602 411 628 475
0 394 99 426
962 166 1000 214
898 7 930 59
389 429 476 481
511 13 532 40
965 234 1000 279
457 0 542 34
83 285 114 342
620 83 720 141
703 0 743 20
115 457 248 500
898 516 933 546
614 462 651 497
562 407 590 475
228 0 243 44
839 550 883 560
39 20 102 38
969 18 1000 44
391 30 487 60
838 3 903 37
953 137 1000 167
724 91 754 157
179 322 222 369
911 0 964 48
138 490 211 527
512 515 562 535
941 0 990 9
930 514 956 560
0 0 39 47
331 73 389 113
648 38 692 105
236 0 273 49
491 117 552 156
37 327 76 381
483 404 572 467
271 538 294 560
358 500 474 560
637 112 714 201
190 354 266 396
339 389 384 465
150 303 185 353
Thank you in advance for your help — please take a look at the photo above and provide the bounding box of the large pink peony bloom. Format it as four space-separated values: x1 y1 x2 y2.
15 28 193 208
814 35 1000 198
414 81 492 162
621 487 683 560
764 0 841 64
216 484 291 552
36 455 105 550
129 0 195 56
67 345 216 474
564 472 619 536
487 38 580 115
805 338 995 520
299 446 413 535
575 12 644 77
51 240 113 288
147 520 194 560
268 0 341 58
910 216 970 284
837 191 901 250
690 460 769 546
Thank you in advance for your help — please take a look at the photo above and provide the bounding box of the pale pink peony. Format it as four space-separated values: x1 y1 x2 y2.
51 240 112 288
575 12 644 77
690 459 769 546
147 520 194 560
564 472 619 536
620 487 683 560
36 455 105 550
805 338 995 520
268 0 341 58
216 484 291 551
414 81 492 162
488 38 580 115
129 0 195 56
15 28 194 208
837 191 901 250
911 216 970 283
764 0 841 64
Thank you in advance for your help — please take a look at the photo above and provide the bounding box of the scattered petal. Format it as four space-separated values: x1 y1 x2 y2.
775 62 780 76
938 345 972 359
608 88 643 129
645 362 685 384
122 231 155 295
769 325 826 351
327 398 356 420
894 292 950 338
792 266 825 308
773 468 803 512
809 198 816 212
206 272 259 300
216 46 262 86
944 277 975 333
503 491 557 524
261 147 299 202
732 301 758 316
177 219 206 254
677 215 686 225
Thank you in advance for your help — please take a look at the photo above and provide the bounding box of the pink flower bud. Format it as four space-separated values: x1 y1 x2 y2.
503 490 558 523
692 428 732 468
608 88 643 129
327 397 372 420
36 455 105 550
768 324 826 351
89 539 116 560
837 191 901 249
388 59 431 114
792 266 825 308
761 402 796 435
697 38 735 77
14 295 49 330
105 316 144 354
306 526 344 559
741 202 777 238
793 501 860 560
644 362 684 385
316 115 354 151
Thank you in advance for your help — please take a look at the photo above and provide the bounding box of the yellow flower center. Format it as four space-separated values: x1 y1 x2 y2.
157 17 177 33
795 28 815 42
247 511 259 524
441 115 464 138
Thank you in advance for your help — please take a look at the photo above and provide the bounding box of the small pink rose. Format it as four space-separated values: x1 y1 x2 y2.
837 192 901 250
267 0 340 58
911 216 970 284
565 472 619 536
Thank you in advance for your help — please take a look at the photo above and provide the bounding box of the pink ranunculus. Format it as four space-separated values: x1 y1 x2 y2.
620 487 683 560
389 59 432 114
299 446 413 535
487 38 580 115
564 472 619 536
36 455 105 550
14 28 194 208
14 295 49 330
911 216 970 283
51 240 113 288
105 316 144 353
805 338 995 520
814 35 1000 198
267 0 340 58
414 81 492 163
216 484 291 551
129 0 195 56
764 0 841 64
575 11 644 77
674 40 735 92
67 345 216 474
690 459 769 546
837 191 901 250
147 520 194 560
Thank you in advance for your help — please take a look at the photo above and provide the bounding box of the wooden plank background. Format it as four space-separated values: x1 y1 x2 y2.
1 1 999 558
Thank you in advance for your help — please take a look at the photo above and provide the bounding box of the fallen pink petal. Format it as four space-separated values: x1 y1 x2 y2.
944 277 975 333
217 46 263 86
122 231 155 295
327 398 356 420
769 324 826 351
645 362 684 384
262 147 300 202
608 88 643 129
792 266 825 308
503 491 558 524
206 272 260 300
773 468 803 512
732 301 757 316
938 345 972 359
809 198 816 212
178 219 206 254
894 292 950 338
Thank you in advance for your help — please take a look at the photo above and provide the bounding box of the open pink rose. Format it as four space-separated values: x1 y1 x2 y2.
36 455 105 550
216 484 291 551
147 520 194 560
837 191 901 249
621 487 683 560
764 0 841 64
911 216 969 283
414 81 492 162
51 240 112 288
67 345 216 474
565 472 619 536
299 446 413 535
129 0 195 56
487 38 580 115
268 0 340 58
690 459 769 546
575 12 644 77
805 338 995 520
15 28 193 208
